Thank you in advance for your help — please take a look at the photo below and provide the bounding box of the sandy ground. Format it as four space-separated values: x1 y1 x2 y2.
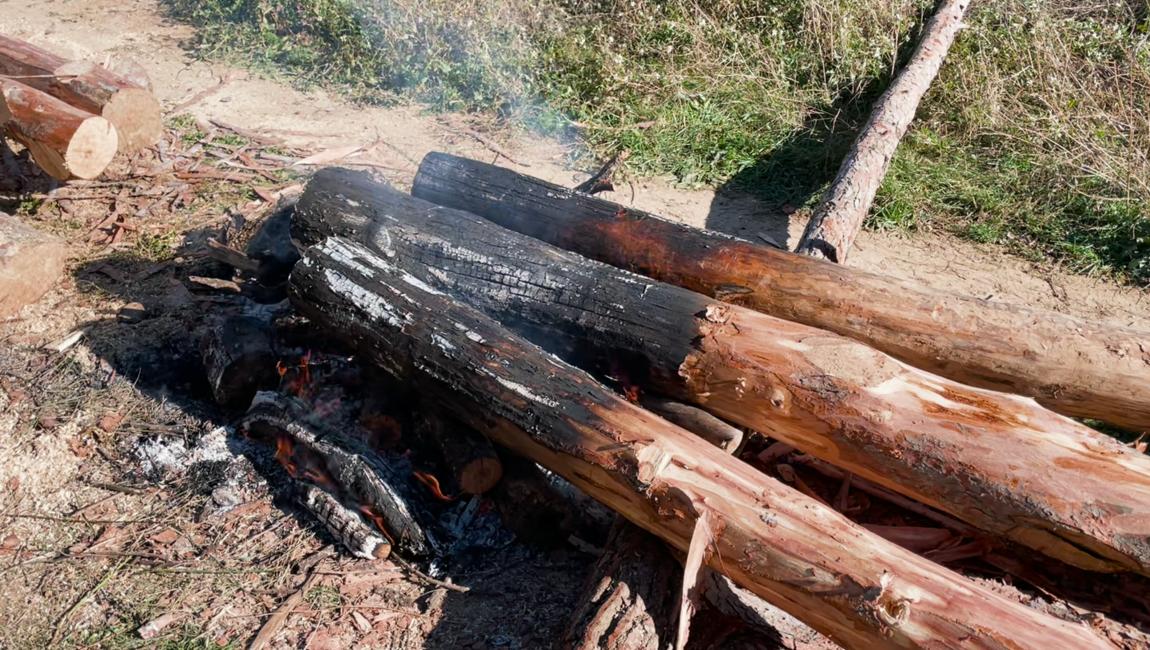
1 0 1149 648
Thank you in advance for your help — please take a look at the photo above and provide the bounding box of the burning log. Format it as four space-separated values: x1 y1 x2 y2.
413 413 503 495
0 77 118 180
0 35 163 152
564 519 678 650
410 153 1150 433
240 391 432 558
288 235 1109 649
292 168 1150 576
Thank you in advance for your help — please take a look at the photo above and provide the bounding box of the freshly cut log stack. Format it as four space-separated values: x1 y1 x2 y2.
294 167 1150 578
0 34 161 179
411 153 1150 433
290 235 1110 649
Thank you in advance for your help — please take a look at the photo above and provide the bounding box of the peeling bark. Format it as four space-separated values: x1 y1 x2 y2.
411 152 1150 432
290 235 1111 649
292 168 1150 576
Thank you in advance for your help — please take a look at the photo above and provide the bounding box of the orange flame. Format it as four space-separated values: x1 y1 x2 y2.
359 504 396 544
413 471 457 502
277 351 315 398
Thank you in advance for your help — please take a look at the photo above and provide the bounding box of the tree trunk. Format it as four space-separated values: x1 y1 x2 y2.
289 235 1110 649
0 35 162 152
795 0 970 263
565 519 679 650
411 152 1150 433
0 77 118 179
294 168 1150 576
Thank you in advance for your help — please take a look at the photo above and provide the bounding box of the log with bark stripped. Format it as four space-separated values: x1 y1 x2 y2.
410 152 1150 433
0 77 118 180
292 168 1150 576
289 235 1109 649
0 35 162 152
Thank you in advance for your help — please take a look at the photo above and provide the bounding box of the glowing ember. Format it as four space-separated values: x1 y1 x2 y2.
413 470 457 502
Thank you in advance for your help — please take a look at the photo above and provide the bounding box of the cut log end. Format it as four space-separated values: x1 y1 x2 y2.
65 116 119 178
101 87 162 153
459 456 503 495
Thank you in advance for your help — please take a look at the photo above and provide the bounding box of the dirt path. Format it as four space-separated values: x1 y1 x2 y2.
6 0 1149 328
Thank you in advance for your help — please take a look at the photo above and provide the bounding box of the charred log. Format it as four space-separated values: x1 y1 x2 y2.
414 412 503 495
288 235 1110 649
240 391 432 558
292 168 1150 577
410 152 1150 433
298 482 391 560
200 315 279 408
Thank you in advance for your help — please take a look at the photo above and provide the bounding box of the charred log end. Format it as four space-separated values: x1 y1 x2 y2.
459 456 503 495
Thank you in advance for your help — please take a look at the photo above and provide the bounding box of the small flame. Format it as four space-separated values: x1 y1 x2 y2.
359 504 397 544
277 351 315 398
413 471 457 502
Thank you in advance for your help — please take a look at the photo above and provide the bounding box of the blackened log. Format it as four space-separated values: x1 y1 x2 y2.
200 315 279 408
298 482 391 560
240 391 431 558
565 519 678 650
411 152 1150 433
292 167 1150 576
288 236 1110 649
414 412 503 495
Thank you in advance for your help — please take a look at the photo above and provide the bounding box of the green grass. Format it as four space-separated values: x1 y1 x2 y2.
161 0 1150 284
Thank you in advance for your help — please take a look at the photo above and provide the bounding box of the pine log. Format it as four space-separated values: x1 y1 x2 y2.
795 0 970 263
289 235 1109 649
565 519 679 650
411 152 1150 432
413 412 503 495
0 77 118 180
293 168 1150 576
0 35 162 152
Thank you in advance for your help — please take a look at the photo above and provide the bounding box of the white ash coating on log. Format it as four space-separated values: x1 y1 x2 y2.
565 519 678 650
796 0 970 263
241 391 432 558
289 235 1111 649
411 152 1150 433
299 482 391 560
0 35 162 152
292 167 1150 576
0 77 118 180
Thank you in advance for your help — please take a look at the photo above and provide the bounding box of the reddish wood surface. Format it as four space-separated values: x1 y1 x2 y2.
0 76 117 179
290 235 1111 649
412 153 1150 433
297 168 1150 576
0 35 161 151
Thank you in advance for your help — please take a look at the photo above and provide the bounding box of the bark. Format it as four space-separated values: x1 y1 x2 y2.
0 35 162 151
565 519 679 650
0 77 117 179
795 0 970 262
289 235 1110 649
294 168 1150 576
411 152 1150 432
413 412 503 495
297 482 392 560
641 397 743 452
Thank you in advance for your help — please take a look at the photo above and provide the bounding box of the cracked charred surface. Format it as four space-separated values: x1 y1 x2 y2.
290 235 1111 649
292 168 1150 577
411 153 1150 433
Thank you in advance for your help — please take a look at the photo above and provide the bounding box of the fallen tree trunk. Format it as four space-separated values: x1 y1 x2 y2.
293 168 1150 576
0 77 118 179
411 153 1150 433
0 35 162 152
795 0 970 262
290 235 1110 649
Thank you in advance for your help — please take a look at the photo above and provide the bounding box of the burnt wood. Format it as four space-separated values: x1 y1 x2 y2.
411 152 1150 433
414 412 503 495
291 167 1150 576
288 235 1109 649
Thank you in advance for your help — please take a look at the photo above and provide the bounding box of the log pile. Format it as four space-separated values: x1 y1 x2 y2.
178 158 1144 648
0 35 161 179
